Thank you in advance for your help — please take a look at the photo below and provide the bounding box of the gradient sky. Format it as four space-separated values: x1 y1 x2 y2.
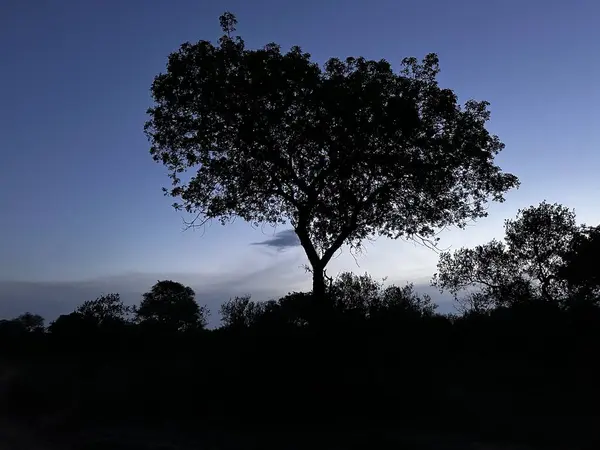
1 0 599 322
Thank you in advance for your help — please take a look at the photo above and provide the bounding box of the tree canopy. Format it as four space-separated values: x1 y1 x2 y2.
76 293 131 328
559 224 600 300
137 280 208 332
218 271 436 330
14 312 45 333
0 313 45 337
145 11 519 298
432 201 596 311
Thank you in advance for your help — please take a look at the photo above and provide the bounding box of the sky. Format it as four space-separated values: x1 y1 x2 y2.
1 0 599 325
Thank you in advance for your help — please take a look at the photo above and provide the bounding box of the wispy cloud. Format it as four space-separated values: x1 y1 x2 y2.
251 229 300 251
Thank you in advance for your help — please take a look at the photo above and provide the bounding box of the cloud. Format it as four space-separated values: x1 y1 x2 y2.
251 229 300 250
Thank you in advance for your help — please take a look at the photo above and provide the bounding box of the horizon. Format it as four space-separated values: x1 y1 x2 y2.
0 268 451 328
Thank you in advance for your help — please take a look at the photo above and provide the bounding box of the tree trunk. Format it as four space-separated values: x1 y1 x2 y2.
312 264 336 326
312 265 326 301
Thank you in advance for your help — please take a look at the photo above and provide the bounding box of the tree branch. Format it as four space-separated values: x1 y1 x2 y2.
295 210 321 269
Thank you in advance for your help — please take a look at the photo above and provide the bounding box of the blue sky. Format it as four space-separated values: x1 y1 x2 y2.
1 0 599 322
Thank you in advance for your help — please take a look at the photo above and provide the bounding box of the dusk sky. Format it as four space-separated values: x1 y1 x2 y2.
1 0 599 322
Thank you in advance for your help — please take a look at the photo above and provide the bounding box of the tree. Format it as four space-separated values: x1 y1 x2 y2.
14 312 45 333
503 201 578 302
0 319 27 338
0 313 45 340
329 272 437 321
219 295 260 329
379 283 438 319
48 312 95 337
559 225 600 301
276 292 315 327
76 293 131 328
137 280 208 331
432 202 582 309
330 272 382 319
145 12 519 300
432 239 531 310
220 293 324 330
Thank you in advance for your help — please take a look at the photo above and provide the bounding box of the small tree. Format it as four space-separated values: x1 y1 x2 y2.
137 280 208 331
277 292 315 327
145 12 519 300
331 272 382 313
330 272 437 320
433 202 583 309
0 313 45 340
48 312 95 338
379 284 438 319
15 312 45 333
220 295 294 329
559 225 600 301
220 295 260 329
76 293 131 328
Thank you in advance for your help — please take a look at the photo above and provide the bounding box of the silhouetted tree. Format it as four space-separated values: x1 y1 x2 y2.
379 283 437 319
219 295 303 331
559 225 600 302
137 280 208 332
219 295 268 329
503 202 578 302
452 291 495 315
14 312 45 333
145 11 519 300
433 202 582 309
277 292 316 327
48 312 95 338
0 313 45 346
251 299 286 330
219 294 251 328
330 272 382 319
76 293 131 329
219 274 437 331
0 319 27 338
330 272 437 322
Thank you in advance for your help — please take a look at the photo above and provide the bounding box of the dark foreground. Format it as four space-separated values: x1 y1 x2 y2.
2 269 600 449
0 419 573 449
1 312 599 450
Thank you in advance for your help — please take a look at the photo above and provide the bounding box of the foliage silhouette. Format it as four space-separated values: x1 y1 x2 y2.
136 280 209 332
76 293 132 328
218 272 437 334
560 224 600 300
219 294 263 329
14 312 45 333
432 201 593 311
145 11 519 300
330 271 437 321
47 311 99 341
